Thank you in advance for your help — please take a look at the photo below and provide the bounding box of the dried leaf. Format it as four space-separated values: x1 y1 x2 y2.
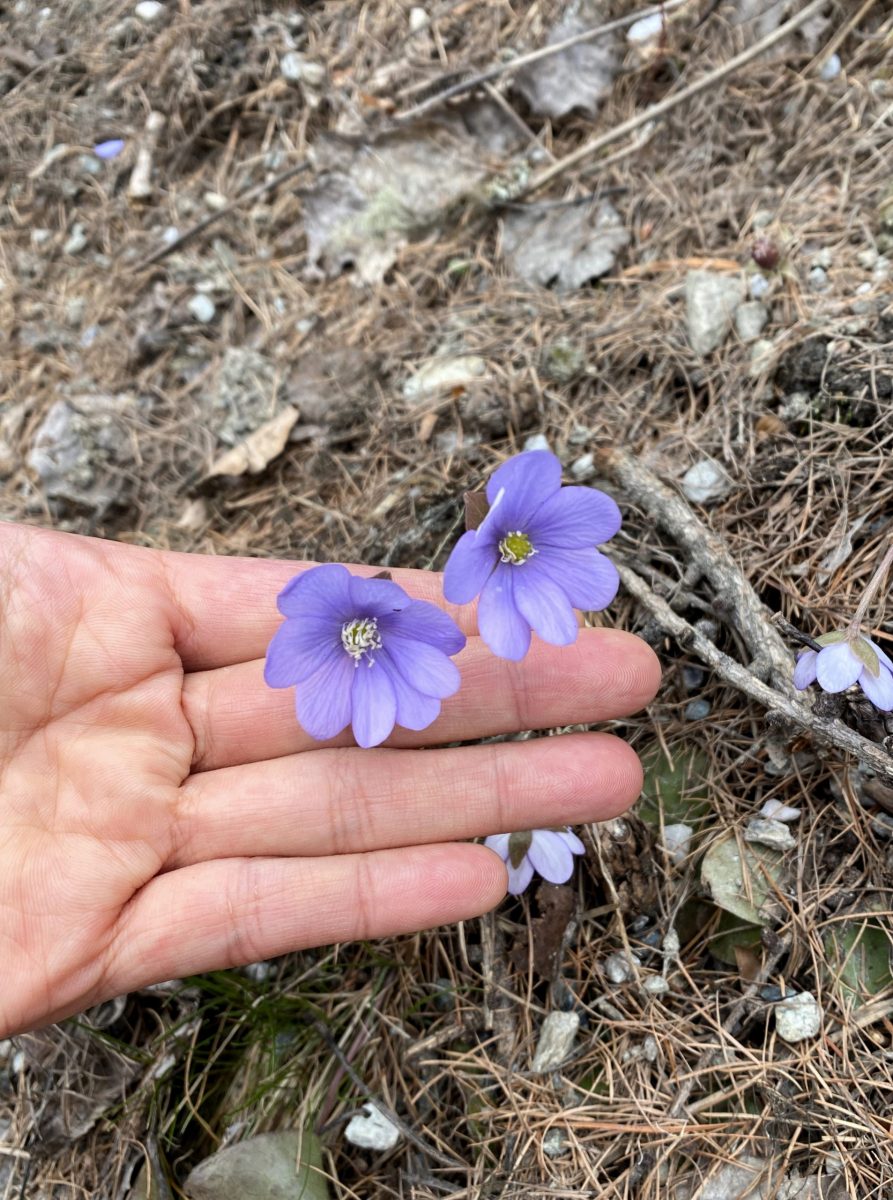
700 832 786 926
531 883 576 978
205 406 298 479
464 490 490 531
512 4 618 119
502 200 629 292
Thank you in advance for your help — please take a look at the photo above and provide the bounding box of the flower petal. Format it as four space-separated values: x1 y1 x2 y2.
379 600 466 655
512 561 579 647
859 664 893 711
529 486 622 548
347 573 411 618
792 649 818 690
383 634 461 699
506 855 535 895
558 828 586 856
484 833 511 863
264 617 340 686
527 830 575 884
377 649 443 730
294 648 354 740
443 529 499 605
477 564 532 660
351 660 398 748
816 642 862 692
486 450 562 528
277 563 354 621
530 547 619 611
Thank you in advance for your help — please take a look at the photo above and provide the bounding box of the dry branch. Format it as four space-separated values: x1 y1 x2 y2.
599 446 794 690
618 561 893 782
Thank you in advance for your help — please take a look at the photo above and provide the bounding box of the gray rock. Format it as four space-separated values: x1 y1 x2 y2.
603 951 636 984
344 1104 401 1152
685 270 745 355
187 293 216 323
681 459 731 505
683 665 706 690
775 991 822 1043
27 394 146 514
643 975 669 995
808 265 829 291
531 1010 580 1073
744 818 796 851
685 698 711 720
734 301 768 343
135 1 165 20
779 392 810 421
661 823 693 866
752 210 774 229
811 247 833 269
542 1129 569 1159
280 51 306 83
185 1131 327 1200
857 248 879 270
63 223 88 255
749 338 775 378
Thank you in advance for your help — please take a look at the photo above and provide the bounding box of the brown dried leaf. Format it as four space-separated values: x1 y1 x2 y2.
205 406 299 479
464 490 490 531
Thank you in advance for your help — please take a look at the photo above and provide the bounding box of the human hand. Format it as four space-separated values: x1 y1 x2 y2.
0 522 659 1035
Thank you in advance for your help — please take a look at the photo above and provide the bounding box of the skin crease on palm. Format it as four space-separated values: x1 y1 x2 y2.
0 521 661 1037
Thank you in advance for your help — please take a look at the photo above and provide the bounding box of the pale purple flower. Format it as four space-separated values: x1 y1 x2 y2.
265 564 465 747
443 451 621 660
485 828 586 895
93 139 125 160
793 631 893 711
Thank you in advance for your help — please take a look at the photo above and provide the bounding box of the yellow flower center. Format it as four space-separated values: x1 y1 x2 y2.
341 617 381 665
498 530 536 565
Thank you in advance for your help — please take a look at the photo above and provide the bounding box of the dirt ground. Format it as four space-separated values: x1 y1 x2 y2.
2 0 893 1197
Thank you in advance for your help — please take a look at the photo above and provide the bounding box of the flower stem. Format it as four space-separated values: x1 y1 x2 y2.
847 541 893 640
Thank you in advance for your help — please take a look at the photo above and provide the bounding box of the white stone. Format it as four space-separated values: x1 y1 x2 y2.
571 452 594 479
187 293 216 323
760 799 801 822
749 338 775 378
643 975 669 995
409 6 429 32
542 1128 568 1159
776 991 822 1043
752 210 774 229
808 265 829 291
344 1104 401 1151
820 53 841 81
531 1011 580 1072
135 0 164 20
734 300 768 342
744 818 796 851
279 50 305 82
63 223 88 255
662 823 693 866
685 269 745 355
748 272 770 300
627 12 664 44
523 433 550 452
681 458 731 505
603 951 635 984
857 248 879 270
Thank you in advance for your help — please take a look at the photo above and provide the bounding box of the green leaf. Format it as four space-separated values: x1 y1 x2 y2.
823 910 893 1007
700 832 785 926
638 744 710 829
708 910 764 966
815 630 846 646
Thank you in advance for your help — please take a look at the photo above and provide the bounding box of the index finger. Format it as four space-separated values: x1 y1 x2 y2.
159 550 476 672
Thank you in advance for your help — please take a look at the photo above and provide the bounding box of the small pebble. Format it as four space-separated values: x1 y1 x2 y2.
873 256 890 282
63 223 88 255
187 293 216 323
279 50 305 83
734 301 768 343
857 248 879 270
409 6 430 32
627 12 663 44
759 799 801 822
135 0 165 20
661 823 692 866
775 991 822 1043
570 452 594 480
203 191 228 211
345 1104 401 1151
811 248 833 269
748 273 770 300
161 225 180 246
603 951 636 984
523 433 550 453
684 698 711 721
744 817 796 851
820 53 841 81
749 338 775 378
752 210 774 229
681 458 730 505
643 975 669 995
531 1011 580 1073
31 228 51 246
808 266 829 291
682 665 706 690
542 1129 568 1159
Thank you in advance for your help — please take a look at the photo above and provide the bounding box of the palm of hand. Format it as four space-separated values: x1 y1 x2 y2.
0 524 658 1036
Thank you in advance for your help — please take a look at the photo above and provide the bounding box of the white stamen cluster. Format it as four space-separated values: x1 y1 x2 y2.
341 617 382 667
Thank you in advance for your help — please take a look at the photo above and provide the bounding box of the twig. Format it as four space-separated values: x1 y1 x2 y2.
520 0 830 199
311 1018 465 1170
618 562 893 782
132 160 309 271
771 614 823 653
394 0 692 122
599 446 794 690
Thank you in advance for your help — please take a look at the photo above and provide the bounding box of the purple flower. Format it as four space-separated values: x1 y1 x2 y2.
485 828 586 895
443 451 621 660
93 139 125 160
265 564 466 747
794 631 893 711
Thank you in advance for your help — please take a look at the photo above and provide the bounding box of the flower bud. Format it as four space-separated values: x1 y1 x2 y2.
752 236 780 270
